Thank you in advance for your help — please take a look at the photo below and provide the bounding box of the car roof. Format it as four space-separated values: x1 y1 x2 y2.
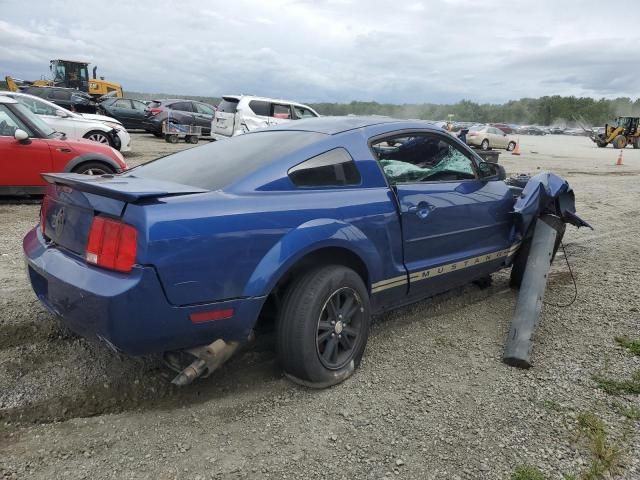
0 95 18 104
0 91 80 115
222 94 314 109
266 115 442 135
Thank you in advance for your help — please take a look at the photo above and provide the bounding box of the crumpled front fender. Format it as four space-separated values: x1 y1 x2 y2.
243 218 382 298
512 171 592 237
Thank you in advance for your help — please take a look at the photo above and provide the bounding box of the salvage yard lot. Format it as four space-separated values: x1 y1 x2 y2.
1 133 639 479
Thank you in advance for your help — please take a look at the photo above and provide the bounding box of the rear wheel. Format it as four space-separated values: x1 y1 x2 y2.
481 139 490 150
596 140 608 148
612 135 627 149
277 265 370 388
83 130 114 148
72 161 115 176
165 134 179 144
507 141 516 151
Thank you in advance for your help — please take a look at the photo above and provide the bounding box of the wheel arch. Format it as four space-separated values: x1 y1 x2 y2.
64 152 122 173
244 219 382 300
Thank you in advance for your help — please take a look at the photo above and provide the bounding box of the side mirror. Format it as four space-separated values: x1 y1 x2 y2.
478 161 506 181
14 129 31 144
55 110 69 118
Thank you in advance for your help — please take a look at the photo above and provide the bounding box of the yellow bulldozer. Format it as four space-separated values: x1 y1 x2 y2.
5 59 123 99
590 116 640 148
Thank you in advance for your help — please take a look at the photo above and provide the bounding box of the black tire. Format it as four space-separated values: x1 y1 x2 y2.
83 130 114 148
481 139 490 151
72 161 115 176
185 135 199 144
152 132 163 138
612 135 627 149
510 221 566 288
507 141 516 151
277 265 371 388
596 140 608 148
165 134 179 144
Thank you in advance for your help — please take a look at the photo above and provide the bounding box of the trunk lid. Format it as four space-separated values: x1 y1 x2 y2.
212 96 239 136
41 173 207 255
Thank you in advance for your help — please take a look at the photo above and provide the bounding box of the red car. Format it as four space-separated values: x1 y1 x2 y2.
490 123 514 134
0 96 127 195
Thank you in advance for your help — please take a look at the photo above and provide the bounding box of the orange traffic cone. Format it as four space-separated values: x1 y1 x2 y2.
616 149 624 166
511 138 521 156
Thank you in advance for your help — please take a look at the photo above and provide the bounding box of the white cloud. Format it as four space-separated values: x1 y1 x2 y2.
1 0 638 103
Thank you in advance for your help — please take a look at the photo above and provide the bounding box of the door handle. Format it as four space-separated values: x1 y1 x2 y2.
407 201 434 219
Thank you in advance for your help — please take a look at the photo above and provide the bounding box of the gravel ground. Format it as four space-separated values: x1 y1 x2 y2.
1 133 639 479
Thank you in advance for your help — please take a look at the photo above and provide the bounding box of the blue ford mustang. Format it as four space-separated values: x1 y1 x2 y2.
23 117 582 387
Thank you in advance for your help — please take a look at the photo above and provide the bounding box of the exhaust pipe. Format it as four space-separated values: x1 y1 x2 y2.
169 339 240 386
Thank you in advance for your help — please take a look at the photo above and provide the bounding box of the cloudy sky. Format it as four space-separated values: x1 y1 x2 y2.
1 0 638 104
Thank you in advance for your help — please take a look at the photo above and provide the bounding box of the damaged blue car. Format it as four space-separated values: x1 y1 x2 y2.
23 117 587 387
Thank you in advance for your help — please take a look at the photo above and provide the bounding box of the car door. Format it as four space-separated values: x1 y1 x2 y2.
491 127 508 148
108 99 136 128
267 103 293 126
371 131 514 297
0 104 52 188
292 105 318 120
167 101 195 126
193 102 215 134
128 100 148 129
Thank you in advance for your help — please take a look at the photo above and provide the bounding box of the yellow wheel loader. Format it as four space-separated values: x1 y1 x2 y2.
5 59 123 99
590 116 640 148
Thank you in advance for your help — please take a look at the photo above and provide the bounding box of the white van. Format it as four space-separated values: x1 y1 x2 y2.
211 95 319 140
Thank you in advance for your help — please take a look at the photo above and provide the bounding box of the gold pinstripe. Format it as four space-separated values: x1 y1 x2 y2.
371 242 521 294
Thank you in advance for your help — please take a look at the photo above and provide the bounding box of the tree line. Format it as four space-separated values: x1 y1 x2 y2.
307 96 640 127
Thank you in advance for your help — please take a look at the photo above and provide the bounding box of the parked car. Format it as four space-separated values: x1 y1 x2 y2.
142 99 215 137
21 86 96 113
518 126 546 136
211 95 320 140
490 123 514 134
98 97 149 129
466 125 516 151
547 127 565 135
21 116 587 388
1 91 131 152
0 96 127 195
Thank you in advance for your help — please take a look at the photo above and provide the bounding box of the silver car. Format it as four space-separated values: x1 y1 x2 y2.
211 95 319 140
466 125 516 151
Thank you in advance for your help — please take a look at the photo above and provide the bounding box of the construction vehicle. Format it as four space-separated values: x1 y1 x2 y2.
590 116 640 149
5 59 123 99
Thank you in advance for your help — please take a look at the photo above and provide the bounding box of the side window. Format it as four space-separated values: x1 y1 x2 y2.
51 89 69 101
288 148 361 187
271 103 291 119
195 103 215 115
248 100 270 116
0 105 31 137
371 134 477 184
293 106 317 119
113 99 132 109
16 97 58 116
132 100 147 111
170 102 193 112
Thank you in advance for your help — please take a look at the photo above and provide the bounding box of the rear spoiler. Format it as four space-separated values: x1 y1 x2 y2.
42 173 208 202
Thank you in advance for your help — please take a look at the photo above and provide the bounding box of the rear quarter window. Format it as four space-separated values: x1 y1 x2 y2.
248 100 270 116
288 148 361 187
131 131 326 190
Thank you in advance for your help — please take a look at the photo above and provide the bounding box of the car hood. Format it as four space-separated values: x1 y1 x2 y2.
81 113 123 125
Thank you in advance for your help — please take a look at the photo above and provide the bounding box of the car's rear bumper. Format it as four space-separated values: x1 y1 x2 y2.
23 227 264 355
142 120 162 134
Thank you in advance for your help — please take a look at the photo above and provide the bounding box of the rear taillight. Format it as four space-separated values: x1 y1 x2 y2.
40 196 50 236
86 216 138 273
148 108 162 116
